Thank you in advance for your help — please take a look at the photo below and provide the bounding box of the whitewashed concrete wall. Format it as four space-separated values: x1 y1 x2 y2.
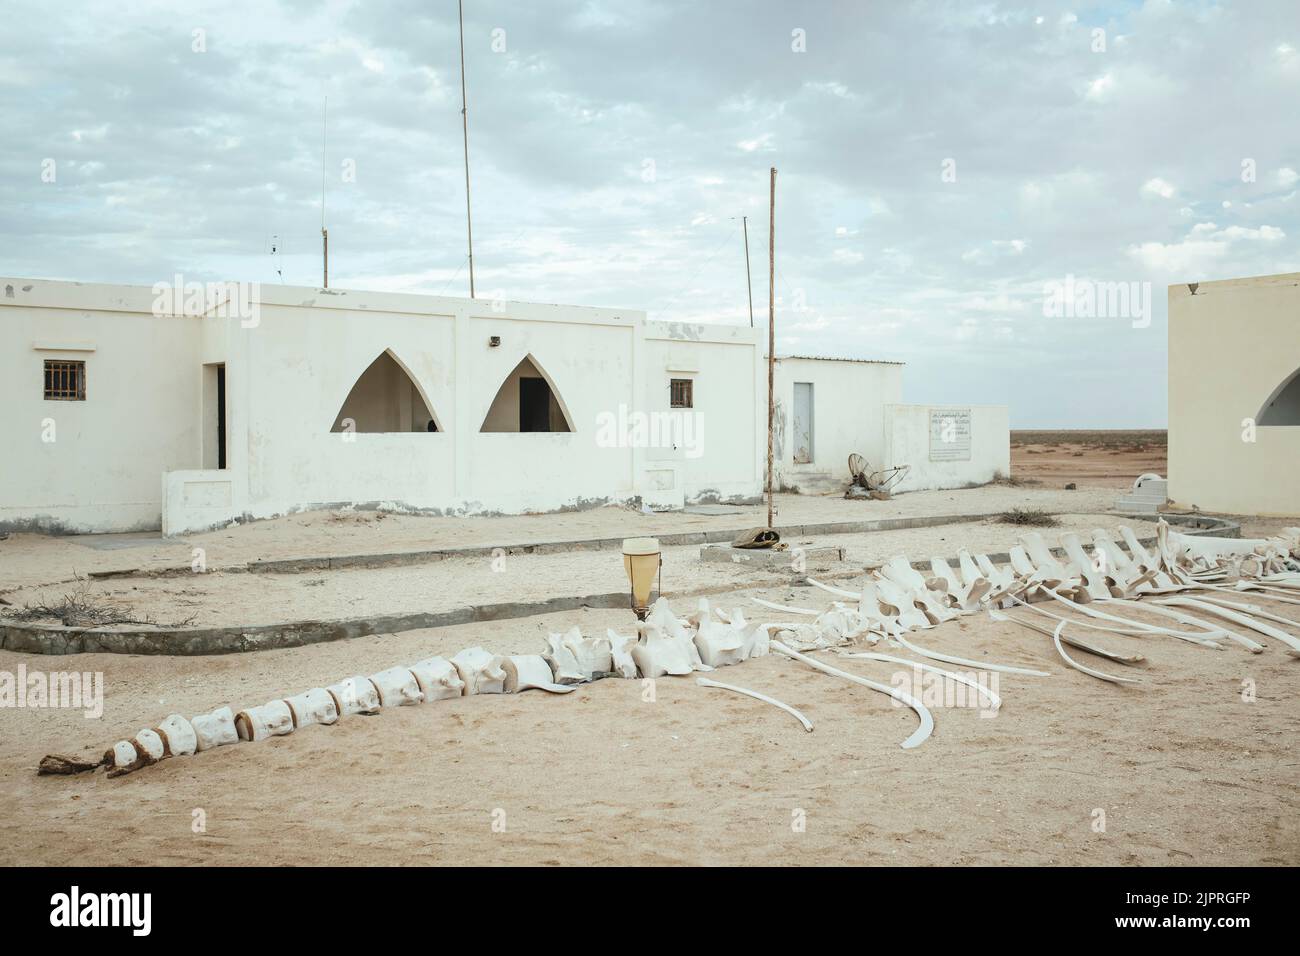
1 281 203 533
882 403 1010 492
1 278 765 534
771 357 904 489
1169 273 1300 516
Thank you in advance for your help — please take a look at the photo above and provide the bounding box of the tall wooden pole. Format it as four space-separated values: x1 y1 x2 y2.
743 215 754 328
766 168 776 529
458 0 476 298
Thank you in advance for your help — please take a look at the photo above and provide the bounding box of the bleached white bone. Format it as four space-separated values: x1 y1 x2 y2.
750 596 820 616
696 677 814 732
891 632 1050 677
1060 533 1112 601
133 728 167 761
503 655 576 693
835 651 1001 709
556 626 613 677
606 629 639 679
235 700 295 741
409 657 465 701
1043 588 1224 646
543 631 587 684
155 714 197 757
882 557 958 624
645 599 710 671
190 706 238 751
693 616 746 667
326 676 381 715
368 666 424 706
988 608 1144 664
1050 622 1139 685
770 641 933 750
451 647 508 695
870 576 933 630
1105 598 1252 650
1194 596 1300 650
805 576 859 599
631 622 694 677
284 688 339 727
105 740 141 775
1153 598 1297 654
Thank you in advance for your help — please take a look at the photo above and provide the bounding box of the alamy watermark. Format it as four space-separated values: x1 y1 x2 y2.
151 274 260 328
594 404 705 458
1042 274 1151 328
0 664 103 718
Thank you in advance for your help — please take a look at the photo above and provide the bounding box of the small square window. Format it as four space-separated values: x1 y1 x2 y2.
44 360 86 401
670 378 693 409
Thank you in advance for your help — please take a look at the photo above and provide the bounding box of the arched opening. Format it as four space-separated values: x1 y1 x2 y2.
1257 366 1300 426
479 354 574 432
330 350 442 433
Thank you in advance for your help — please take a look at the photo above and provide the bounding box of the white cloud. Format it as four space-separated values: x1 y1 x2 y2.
1278 167 1299 187
1141 177 1177 199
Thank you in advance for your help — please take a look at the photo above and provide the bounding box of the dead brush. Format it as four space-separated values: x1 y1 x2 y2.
11 575 194 628
997 508 1060 527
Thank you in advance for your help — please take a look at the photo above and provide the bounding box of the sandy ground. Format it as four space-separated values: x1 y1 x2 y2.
3 514 1158 629
0 486 1119 590
2 586 1297 866
1011 430 1167 490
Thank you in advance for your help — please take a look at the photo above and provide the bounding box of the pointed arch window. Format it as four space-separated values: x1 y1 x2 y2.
480 355 574 432
1257 366 1300 426
330 350 443 433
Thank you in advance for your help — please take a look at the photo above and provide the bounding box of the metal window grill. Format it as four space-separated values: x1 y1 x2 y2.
670 378 693 409
44 360 86 400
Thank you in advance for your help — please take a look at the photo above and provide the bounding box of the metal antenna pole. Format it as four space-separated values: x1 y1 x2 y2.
743 214 754 328
458 0 476 298
321 95 329 288
766 168 776 529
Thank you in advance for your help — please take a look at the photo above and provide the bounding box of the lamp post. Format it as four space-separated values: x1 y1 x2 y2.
622 537 662 620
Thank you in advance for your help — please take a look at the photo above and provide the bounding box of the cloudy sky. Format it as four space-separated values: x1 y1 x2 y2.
4 0 1298 426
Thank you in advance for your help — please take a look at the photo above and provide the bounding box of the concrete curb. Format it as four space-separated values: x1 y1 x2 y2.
0 513 1239 657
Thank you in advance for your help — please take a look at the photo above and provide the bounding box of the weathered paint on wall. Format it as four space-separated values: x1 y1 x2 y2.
1168 272 1300 516
1 278 768 534
771 356 904 487
882 404 1010 492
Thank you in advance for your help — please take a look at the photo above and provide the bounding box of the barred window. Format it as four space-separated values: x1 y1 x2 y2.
44 360 86 401
670 378 693 409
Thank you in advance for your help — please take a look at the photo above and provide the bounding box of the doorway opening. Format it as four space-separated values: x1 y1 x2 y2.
480 355 574 432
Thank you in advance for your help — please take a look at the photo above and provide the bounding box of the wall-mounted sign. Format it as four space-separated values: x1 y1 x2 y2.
929 408 972 461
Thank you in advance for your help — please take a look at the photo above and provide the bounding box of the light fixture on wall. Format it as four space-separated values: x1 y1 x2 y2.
622 537 661 620
489 336 501 347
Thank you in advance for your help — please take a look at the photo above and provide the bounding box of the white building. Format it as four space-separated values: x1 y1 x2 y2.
1168 272 1300 516
1 277 1008 535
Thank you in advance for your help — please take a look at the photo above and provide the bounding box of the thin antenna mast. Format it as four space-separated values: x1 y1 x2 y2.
321 95 329 289
458 0 476 298
766 168 776 530
743 214 754 328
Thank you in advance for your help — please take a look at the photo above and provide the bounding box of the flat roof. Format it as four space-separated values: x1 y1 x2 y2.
775 354 905 366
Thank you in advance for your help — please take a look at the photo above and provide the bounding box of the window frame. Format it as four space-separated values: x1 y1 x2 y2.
669 377 694 409
43 359 87 401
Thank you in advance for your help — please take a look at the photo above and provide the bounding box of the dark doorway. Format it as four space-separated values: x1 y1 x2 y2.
519 377 553 432
216 364 227 469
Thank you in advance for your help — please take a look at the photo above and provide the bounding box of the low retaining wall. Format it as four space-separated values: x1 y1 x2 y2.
0 514 1239 657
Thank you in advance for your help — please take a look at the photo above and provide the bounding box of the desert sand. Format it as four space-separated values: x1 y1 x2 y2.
2 442 1296 867
1 588 1297 866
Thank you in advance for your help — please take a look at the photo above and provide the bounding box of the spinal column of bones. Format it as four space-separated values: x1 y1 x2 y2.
59 521 1300 775
83 600 782 777
762 520 1300 686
